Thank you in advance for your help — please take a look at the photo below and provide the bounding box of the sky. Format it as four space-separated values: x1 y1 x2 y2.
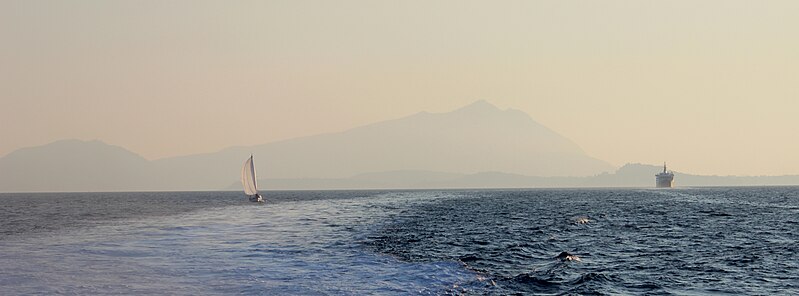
2 0 798 176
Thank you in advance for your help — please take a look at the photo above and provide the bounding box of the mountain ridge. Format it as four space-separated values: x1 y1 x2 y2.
3 136 799 192
236 163 799 190
0 101 631 192
0 139 155 192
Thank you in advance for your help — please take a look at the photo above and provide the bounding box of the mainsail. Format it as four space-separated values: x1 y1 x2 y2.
241 155 258 196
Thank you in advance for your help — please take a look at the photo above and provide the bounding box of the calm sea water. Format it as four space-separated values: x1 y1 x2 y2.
1 188 797 295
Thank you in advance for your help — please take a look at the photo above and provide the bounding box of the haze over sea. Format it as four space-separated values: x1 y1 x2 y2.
1 187 797 295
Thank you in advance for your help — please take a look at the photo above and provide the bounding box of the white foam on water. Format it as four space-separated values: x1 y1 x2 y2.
0 191 480 295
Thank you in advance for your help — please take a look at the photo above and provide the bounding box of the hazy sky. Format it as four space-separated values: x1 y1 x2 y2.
2 0 798 176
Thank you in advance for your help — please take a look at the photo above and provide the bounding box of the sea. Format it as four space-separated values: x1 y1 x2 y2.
1 187 797 295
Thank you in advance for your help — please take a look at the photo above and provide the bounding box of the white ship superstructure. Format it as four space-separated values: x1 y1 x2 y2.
656 163 674 188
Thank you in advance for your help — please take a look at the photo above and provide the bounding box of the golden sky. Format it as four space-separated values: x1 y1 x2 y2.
2 0 798 175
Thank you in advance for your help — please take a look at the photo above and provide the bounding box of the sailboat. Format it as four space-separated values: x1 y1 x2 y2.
242 155 264 203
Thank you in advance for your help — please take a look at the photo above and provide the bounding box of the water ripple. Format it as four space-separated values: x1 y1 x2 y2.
1 187 798 295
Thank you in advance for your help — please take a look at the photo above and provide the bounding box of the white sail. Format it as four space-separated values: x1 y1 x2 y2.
241 155 258 196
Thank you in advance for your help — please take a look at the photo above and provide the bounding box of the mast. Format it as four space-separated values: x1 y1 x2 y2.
663 162 667 173
250 154 258 192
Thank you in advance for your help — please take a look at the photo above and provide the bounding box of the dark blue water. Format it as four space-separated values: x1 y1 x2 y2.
1 187 797 295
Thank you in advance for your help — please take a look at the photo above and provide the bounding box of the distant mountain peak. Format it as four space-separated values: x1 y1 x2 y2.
452 99 501 113
48 138 106 147
0 102 616 192
2 138 147 162
466 99 495 107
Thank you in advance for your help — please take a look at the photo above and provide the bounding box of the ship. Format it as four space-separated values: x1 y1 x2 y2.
655 163 674 188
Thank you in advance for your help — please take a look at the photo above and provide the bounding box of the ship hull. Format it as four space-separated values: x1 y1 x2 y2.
656 175 674 188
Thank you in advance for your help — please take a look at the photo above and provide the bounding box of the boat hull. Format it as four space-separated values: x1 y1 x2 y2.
656 174 674 188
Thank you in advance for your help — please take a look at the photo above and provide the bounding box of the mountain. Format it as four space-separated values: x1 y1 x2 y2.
262 100 612 178
0 139 154 192
7 100 799 193
237 164 799 190
147 100 615 190
604 163 799 187
0 101 615 192
3 138 799 192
